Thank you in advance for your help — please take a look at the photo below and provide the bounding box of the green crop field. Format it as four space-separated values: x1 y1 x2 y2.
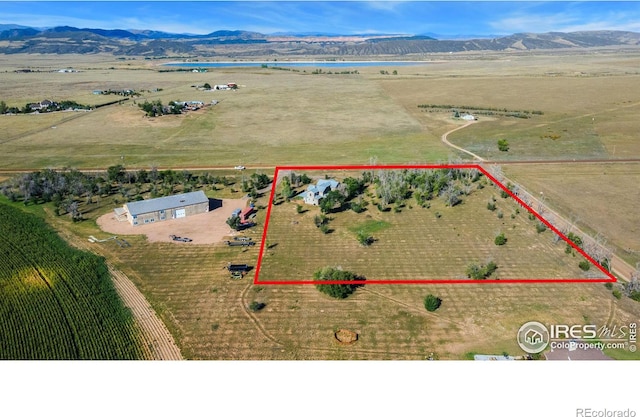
0 202 147 359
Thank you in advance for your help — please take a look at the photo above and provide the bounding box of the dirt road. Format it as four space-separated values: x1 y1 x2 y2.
109 264 183 360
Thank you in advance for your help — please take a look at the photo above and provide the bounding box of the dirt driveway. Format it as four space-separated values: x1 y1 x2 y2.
97 197 250 244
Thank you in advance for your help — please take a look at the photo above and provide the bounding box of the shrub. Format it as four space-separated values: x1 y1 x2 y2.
497 211 503 219
356 231 374 246
578 260 591 271
319 224 330 234
435 211 442 219
350 201 366 213
487 202 497 211
630 292 640 302
249 301 265 312
567 232 583 248
314 267 364 299
528 213 536 221
466 261 498 280
535 222 547 233
604 282 613 290
296 204 304 214
314 214 327 227
494 233 507 246
612 289 622 300
424 294 442 312
497 139 509 152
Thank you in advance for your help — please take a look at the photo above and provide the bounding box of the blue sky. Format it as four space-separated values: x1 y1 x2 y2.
1 1 640 37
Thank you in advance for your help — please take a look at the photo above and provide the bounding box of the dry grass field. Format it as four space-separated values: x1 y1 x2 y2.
258 171 606 282
0 56 449 169
379 72 640 161
2 51 640 360
504 162 640 267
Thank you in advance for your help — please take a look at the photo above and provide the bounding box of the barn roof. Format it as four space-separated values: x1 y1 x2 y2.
124 191 208 216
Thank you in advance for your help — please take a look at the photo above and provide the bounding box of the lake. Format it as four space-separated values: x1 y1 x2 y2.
163 61 428 69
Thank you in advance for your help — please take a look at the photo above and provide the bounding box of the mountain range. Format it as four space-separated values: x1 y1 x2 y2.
1 25 639 56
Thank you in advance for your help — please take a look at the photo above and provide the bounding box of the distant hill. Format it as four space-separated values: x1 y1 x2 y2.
0 25 638 56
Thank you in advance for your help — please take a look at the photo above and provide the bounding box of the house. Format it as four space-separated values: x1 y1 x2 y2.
120 190 209 226
214 84 230 90
28 100 56 111
303 179 339 205
461 114 476 121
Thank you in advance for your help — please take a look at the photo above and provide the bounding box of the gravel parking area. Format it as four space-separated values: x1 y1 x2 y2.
97 197 250 244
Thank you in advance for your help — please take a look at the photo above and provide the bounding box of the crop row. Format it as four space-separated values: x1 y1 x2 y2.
0 203 145 359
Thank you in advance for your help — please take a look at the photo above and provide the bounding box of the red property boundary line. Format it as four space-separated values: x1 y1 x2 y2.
254 164 616 285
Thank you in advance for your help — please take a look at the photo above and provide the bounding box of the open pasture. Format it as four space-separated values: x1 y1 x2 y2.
258 169 605 283
0 61 450 169
505 162 640 267
380 72 640 161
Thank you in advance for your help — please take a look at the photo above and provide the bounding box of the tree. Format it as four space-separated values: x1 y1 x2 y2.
203 82 212 90
498 139 510 152
319 189 346 214
314 267 364 299
424 294 442 312
280 176 293 200
226 215 241 230
0 100 7 114
107 165 126 183
494 233 507 246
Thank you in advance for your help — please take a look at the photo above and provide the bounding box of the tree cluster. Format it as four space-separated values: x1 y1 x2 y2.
138 99 182 117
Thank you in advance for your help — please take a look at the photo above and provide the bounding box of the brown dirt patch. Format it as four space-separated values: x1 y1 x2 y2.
96 197 250 244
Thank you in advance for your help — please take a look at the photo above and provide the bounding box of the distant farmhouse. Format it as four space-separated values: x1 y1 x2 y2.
118 190 209 226
303 179 339 206
29 99 55 111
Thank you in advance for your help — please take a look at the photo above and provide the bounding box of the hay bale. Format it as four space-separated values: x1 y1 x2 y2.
334 329 358 344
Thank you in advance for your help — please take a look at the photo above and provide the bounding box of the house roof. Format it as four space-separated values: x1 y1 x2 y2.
124 190 208 216
317 179 339 189
307 179 339 195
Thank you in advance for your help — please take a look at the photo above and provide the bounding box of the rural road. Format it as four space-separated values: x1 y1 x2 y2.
440 120 485 161
108 264 183 360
